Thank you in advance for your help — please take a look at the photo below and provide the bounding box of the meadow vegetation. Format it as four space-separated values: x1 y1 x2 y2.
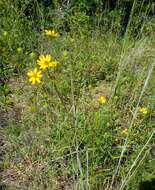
0 0 155 189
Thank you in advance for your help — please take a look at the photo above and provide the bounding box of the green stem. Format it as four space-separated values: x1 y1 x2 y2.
47 70 67 111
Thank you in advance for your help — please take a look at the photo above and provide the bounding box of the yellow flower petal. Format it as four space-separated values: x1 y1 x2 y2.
44 29 60 37
27 68 42 85
37 54 53 70
97 96 106 105
139 107 148 114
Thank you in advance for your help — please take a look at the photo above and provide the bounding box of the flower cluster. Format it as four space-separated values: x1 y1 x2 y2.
27 29 61 84
37 54 57 70
44 29 59 37
27 54 60 85
139 107 148 114
138 107 155 115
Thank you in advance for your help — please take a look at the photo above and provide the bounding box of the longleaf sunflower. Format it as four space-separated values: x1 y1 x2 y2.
27 68 42 84
37 54 53 70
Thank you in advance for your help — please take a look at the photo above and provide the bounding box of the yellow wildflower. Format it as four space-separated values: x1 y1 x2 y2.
139 107 148 114
97 96 106 105
37 54 53 70
121 128 128 136
27 68 42 84
44 29 59 37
